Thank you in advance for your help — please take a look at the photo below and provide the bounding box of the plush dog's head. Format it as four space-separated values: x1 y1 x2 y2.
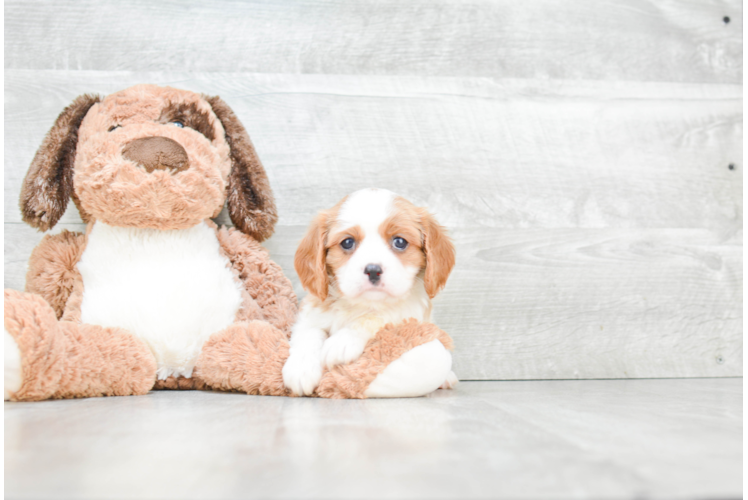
20 84 276 241
295 188 455 302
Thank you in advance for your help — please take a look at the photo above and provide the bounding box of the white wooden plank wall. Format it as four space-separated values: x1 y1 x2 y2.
4 0 742 380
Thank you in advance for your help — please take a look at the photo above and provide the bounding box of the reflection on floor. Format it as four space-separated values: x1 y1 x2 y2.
5 379 741 499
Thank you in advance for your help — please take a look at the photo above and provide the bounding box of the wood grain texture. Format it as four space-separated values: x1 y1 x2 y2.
6 222 741 379
744 4 748 84
271 225 742 379
5 71 742 231
4 0 742 83
5 380 742 499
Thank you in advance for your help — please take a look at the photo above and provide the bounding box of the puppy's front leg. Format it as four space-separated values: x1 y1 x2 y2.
321 327 371 369
322 313 388 370
282 318 327 396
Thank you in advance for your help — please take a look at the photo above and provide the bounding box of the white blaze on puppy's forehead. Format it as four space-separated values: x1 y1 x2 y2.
327 188 425 302
336 188 395 231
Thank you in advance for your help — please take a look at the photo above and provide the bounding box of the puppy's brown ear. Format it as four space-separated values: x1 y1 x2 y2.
206 95 277 242
20 94 100 231
294 211 330 301
419 209 456 299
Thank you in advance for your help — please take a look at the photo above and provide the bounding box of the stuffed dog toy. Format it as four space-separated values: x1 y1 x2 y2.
4 84 455 401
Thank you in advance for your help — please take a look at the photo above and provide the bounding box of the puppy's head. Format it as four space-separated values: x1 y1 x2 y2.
295 188 455 302
20 84 276 241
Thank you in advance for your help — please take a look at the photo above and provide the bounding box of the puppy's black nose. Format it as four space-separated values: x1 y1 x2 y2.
364 264 382 284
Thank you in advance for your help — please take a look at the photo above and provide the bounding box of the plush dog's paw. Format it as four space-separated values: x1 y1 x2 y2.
440 370 459 390
364 339 452 398
321 329 367 369
4 329 23 401
282 351 323 396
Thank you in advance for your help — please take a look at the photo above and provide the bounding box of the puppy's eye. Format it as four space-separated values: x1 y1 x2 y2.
108 125 121 132
392 237 408 250
341 238 355 250
170 121 184 128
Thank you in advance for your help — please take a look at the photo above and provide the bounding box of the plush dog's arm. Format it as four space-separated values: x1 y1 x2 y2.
24 230 87 319
215 225 298 335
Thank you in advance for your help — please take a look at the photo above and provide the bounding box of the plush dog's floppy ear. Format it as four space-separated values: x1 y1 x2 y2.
419 209 456 299
206 95 277 242
294 211 330 301
20 94 100 231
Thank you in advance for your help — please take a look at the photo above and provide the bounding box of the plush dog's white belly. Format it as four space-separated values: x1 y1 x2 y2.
78 221 243 380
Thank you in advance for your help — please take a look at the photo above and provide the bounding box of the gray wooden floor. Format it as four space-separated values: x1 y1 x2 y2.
4 379 742 500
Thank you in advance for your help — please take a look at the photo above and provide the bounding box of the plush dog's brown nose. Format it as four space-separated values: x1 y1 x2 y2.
122 136 189 174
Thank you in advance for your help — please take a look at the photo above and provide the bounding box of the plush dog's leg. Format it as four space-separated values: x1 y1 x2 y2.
440 370 459 390
315 319 454 399
5 328 23 399
364 340 455 398
195 320 291 396
4 290 157 401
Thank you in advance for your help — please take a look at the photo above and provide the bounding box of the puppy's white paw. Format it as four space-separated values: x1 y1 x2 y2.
282 351 323 396
440 370 459 390
3 328 23 401
321 329 367 369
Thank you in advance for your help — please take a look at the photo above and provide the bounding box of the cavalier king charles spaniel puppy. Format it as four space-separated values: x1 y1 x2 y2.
282 188 457 396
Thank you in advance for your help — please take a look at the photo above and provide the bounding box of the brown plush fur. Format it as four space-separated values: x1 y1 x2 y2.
19 85 278 238
25 230 87 319
4 290 157 401
159 101 216 142
154 376 208 390
60 253 87 324
316 319 454 399
73 86 230 230
207 95 278 242
20 94 100 231
195 321 291 396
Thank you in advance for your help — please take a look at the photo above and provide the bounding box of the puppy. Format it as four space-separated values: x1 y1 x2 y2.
282 188 457 396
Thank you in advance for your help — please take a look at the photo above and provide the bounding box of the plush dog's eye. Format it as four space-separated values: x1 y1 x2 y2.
108 125 121 132
341 238 355 250
392 237 408 250
170 121 185 128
